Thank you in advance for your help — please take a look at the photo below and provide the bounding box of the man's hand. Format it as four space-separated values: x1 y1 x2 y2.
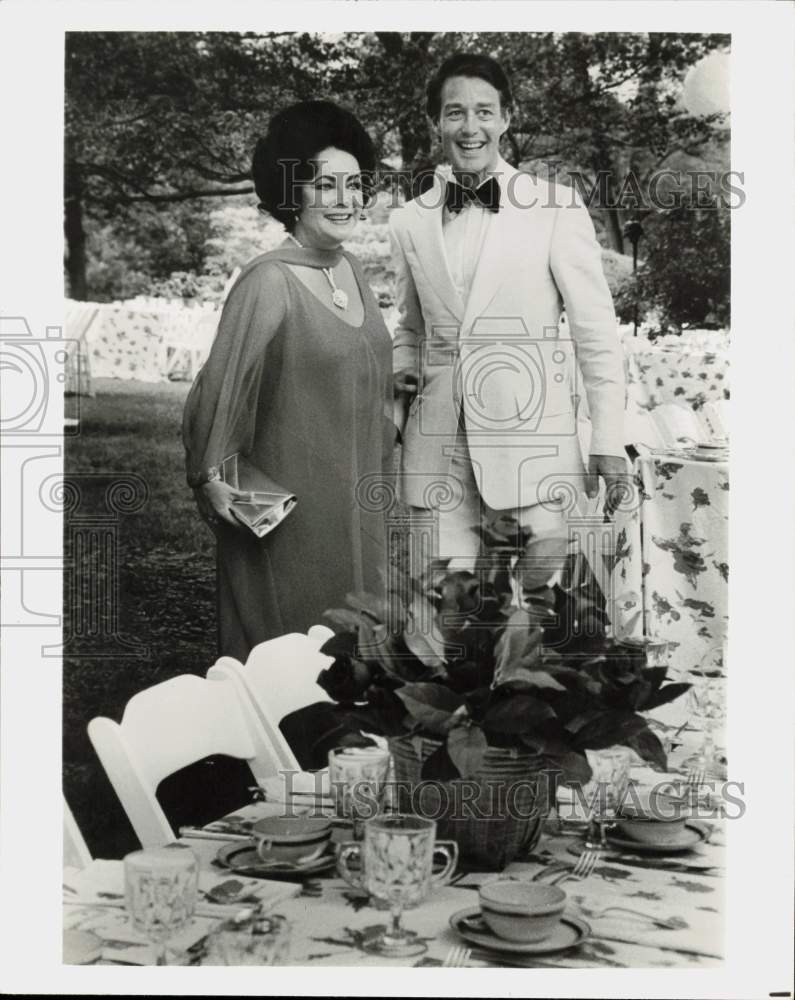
585 453 630 518
393 369 419 397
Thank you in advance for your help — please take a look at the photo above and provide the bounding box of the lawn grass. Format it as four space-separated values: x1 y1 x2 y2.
64 378 218 857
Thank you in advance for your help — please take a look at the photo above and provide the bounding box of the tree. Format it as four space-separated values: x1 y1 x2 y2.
478 32 730 252
614 201 730 331
65 31 730 297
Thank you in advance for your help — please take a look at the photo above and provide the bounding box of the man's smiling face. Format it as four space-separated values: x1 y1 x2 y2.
437 74 510 183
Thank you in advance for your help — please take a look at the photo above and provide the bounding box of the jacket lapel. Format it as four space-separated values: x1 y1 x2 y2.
461 157 525 336
406 174 464 322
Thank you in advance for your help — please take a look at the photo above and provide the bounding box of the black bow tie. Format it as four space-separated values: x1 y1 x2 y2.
444 176 501 215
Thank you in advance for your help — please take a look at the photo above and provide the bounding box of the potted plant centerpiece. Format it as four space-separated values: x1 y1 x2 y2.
317 527 690 869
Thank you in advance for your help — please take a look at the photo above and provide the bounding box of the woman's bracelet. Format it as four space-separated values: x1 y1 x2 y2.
189 466 222 488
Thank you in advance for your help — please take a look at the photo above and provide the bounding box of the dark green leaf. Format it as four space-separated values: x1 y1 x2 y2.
564 710 603 735
483 695 554 734
641 681 692 710
625 727 668 772
420 743 460 781
541 750 593 786
570 710 648 751
319 631 358 659
446 724 488 779
642 666 669 693
493 610 544 686
396 683 464 736
404 597 447 668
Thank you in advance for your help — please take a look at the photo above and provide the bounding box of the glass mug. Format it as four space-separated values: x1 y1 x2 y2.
328 745 392 838
336 814 458 957
124 845 199 965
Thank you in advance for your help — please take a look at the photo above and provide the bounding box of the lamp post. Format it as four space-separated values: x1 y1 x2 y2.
623 218 644 337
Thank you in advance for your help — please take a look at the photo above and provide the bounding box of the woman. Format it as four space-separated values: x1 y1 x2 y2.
183 101 395 662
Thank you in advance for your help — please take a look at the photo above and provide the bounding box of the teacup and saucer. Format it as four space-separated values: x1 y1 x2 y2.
450 879 590 956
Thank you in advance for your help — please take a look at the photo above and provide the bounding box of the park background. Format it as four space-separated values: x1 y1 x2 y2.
62 30 731 856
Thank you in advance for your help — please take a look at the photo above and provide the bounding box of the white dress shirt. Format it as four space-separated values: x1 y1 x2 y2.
442 194 492 307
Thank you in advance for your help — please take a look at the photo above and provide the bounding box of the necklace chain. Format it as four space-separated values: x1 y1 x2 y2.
287 233 348 310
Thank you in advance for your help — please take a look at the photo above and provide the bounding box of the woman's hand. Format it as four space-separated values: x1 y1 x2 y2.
199 479 252 528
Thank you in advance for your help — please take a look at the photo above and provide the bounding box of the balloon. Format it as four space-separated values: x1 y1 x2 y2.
682 50 730 117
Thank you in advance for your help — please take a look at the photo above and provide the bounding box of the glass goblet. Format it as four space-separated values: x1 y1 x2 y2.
336 814 458 957
681 671 726 778
585 747 632 846
124 846 199 965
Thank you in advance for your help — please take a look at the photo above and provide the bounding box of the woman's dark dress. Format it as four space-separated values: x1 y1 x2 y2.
183 247 394 662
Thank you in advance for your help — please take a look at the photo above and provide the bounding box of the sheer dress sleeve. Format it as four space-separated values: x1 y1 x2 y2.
182 260 289 487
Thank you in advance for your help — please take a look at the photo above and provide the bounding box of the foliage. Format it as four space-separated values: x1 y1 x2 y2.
613 202 730 332
84 201 216 302
65 31 730 303
317 526 689 785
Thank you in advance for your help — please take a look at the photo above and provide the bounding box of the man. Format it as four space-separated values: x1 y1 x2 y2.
390 52 626 568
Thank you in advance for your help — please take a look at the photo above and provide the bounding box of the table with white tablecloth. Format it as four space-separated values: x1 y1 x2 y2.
623 334 730 415
63 743 725 969
64 298 220 386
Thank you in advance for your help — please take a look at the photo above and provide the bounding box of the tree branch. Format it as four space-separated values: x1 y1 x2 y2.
126 186 254 203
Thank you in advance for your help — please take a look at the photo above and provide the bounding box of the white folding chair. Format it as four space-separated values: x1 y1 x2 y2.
87 673 283 848
207 630 334 774
64 797 92 870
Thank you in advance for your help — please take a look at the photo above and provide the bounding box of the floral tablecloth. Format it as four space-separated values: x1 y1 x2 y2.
639 453 728 675
65 299 219 384
64 754 725 970
606 452 728 730
623 337 730 415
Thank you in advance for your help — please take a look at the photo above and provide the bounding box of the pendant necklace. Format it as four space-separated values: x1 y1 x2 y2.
287 233 348 310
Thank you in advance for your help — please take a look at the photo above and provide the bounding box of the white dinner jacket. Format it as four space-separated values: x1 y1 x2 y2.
389 157 625 511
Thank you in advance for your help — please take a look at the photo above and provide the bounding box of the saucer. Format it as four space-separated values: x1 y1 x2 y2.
603 820 709 854
216 840 336 878
450 907 590 955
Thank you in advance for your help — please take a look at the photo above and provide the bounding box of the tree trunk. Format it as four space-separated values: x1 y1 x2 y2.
64 159 88 300
604 206 625 254
592 144 625 254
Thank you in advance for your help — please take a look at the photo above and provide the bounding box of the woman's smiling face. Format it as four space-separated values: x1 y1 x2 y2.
294 146 364 248
437 75 510 183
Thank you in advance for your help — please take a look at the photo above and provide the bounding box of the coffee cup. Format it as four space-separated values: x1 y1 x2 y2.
478 880 566 943
252 816 332 865
614 791 689 845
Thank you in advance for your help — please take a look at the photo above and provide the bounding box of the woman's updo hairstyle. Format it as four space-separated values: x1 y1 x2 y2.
252 100 378 230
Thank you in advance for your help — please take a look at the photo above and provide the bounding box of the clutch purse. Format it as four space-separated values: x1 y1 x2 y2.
220 453 297 539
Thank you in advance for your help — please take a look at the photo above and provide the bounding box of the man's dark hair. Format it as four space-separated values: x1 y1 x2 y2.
252 100 377 230
426 52 513 120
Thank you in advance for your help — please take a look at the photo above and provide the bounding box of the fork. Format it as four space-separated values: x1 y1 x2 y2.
684 766 707 805
583 905 682 930
549 848 599 886
442 944 472 967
